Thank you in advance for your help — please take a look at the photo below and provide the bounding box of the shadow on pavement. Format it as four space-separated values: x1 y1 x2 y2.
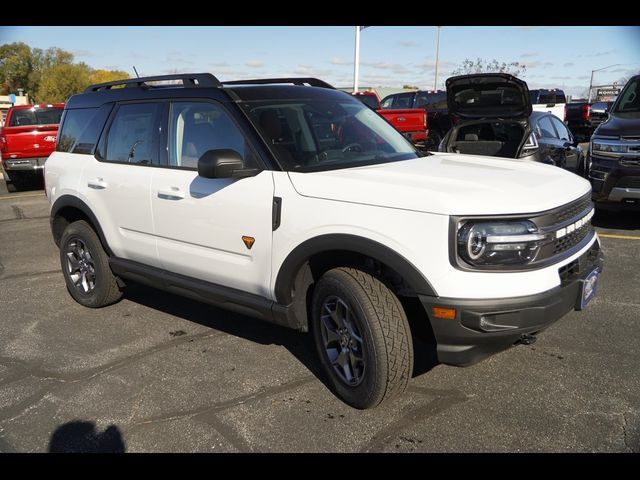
49 421 126 453
123 282 440 389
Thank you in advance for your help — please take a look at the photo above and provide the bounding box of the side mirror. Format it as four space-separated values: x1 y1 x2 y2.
197 149 244 179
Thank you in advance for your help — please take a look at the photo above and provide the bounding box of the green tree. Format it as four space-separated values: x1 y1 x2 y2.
0 42 36 95
451 58 527 77
90 69 130 85
36 62 93 103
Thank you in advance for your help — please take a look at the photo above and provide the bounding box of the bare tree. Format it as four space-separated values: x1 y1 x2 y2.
451 58 527 77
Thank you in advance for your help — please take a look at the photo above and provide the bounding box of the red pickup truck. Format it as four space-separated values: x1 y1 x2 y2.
352 91 428 149
0 103 64 191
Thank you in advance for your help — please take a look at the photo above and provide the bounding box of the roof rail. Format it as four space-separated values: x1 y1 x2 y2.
84 73 222 92
222 77 335 89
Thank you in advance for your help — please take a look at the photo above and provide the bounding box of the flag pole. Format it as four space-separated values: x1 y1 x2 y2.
353 26 361 93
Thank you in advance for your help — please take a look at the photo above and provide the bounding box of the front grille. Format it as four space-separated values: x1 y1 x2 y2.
552 195 592 224
559 240 601 283
616 176 640 189
553 223 593 255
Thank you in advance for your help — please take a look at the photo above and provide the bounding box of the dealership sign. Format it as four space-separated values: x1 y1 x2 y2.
597 88 621 97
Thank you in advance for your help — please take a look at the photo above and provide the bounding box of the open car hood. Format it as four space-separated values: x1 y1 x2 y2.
446 73 532 119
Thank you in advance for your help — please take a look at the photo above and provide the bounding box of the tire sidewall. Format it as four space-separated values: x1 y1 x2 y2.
60 221 110 308
311 273 384 408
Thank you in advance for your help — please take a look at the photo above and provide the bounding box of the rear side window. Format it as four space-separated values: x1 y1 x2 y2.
536 116 559 139
104 103 163 165
415 92 447 109
57 105 112 154
9 107 63 126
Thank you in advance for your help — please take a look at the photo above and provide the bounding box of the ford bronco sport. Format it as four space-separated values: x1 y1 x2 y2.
46 73 603 409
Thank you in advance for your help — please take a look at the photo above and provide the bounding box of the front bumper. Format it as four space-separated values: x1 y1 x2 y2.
589 153 640 210
420 241 603 366
2 157 48 171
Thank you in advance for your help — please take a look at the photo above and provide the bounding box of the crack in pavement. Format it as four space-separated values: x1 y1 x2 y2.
621 412 637 453
125 375 315 452
0 330 226 423
0 269 60 282
360 385 469 452
0 215 49 224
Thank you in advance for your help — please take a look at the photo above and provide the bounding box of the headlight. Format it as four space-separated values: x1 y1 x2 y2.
457 220 547 267
592 142 627 154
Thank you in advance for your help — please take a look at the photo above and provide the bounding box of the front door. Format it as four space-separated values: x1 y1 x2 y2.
150 100 274 297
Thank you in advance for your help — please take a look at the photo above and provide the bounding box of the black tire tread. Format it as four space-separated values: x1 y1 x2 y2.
319 267 413 407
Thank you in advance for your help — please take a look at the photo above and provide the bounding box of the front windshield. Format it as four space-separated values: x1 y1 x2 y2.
240 97 419 172
613 78 640 116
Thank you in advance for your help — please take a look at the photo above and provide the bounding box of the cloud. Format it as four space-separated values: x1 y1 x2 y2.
361 61 411 75
397 41 420 48
126 52 150 60
524 61 553 69
72 49 93 57
551 75 573 80
246 59 264 68
588 50 617 57
293 65 333 77
520 52 539 58
415 60 456 71
209 61 230 68
563 62 575 67
516 26 542 31
331 57 352 66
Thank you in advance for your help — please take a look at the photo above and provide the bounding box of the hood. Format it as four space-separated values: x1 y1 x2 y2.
288 155 591 216
593 113 640 138
446 74 532 120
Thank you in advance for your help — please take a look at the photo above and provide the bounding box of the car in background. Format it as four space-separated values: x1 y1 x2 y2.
0 103 64 191
587 75 640 210
351 91 428 149
438 74 584 173
380 90 453 150
530 88 566 121
565 100 615 143
589 101 614 128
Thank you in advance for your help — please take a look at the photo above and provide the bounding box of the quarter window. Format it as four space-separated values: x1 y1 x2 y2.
536 116 559 139
105 103 162 165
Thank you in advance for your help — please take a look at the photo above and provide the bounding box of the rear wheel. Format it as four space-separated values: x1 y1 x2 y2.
59 220 122 308
311 267 414 409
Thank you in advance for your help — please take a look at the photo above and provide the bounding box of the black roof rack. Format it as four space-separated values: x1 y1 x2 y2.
84 73 222 92
222 77 335 89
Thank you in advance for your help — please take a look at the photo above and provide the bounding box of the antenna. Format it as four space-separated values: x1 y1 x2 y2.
133 66 140 78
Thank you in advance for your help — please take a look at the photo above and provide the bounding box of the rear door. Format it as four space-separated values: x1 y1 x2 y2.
80 101 164 266
534 114 565 167
550 115 581 171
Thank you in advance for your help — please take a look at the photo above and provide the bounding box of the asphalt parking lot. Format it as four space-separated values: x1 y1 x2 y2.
0 176 638 453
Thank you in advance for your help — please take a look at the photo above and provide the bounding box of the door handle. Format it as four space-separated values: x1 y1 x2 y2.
87 177 107 189
157 187 185 200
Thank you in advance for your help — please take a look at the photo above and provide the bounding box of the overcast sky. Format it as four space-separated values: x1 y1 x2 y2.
2 26 639 97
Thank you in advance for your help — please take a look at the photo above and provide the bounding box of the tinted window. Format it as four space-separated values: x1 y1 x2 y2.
168 101 255 170
9 107 63 126
533 91 566 105
353 94 379 110
613 78 640 114
536 116 559 139
415 92 447 109
380 96 394 109
550 116 570 141
56 105 112 154
105 103 162 165
391 93 414 109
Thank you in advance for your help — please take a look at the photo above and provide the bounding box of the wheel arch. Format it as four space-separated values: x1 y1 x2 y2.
50 195 113 256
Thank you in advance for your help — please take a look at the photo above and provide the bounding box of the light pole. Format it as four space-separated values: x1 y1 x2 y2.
588 64 622 102
434 26 441 91
353 26 361 93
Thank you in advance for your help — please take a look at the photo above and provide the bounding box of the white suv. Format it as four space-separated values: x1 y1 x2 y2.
46 74 603 409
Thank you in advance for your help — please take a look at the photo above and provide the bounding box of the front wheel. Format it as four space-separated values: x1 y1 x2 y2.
59 220 122 308
311 267 414 409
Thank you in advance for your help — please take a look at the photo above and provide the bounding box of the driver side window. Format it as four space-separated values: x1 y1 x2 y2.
168 101 255 170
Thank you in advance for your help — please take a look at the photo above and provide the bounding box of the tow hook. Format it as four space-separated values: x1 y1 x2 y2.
518 334 537 346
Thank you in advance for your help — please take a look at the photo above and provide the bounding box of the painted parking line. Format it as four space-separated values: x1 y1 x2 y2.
598 233 640 240
0 193 45 200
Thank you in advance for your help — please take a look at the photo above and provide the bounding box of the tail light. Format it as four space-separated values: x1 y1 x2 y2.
519 132 539 158
564 105 567 121
582 104 590 122
0 135 7 154
423 111 428 130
